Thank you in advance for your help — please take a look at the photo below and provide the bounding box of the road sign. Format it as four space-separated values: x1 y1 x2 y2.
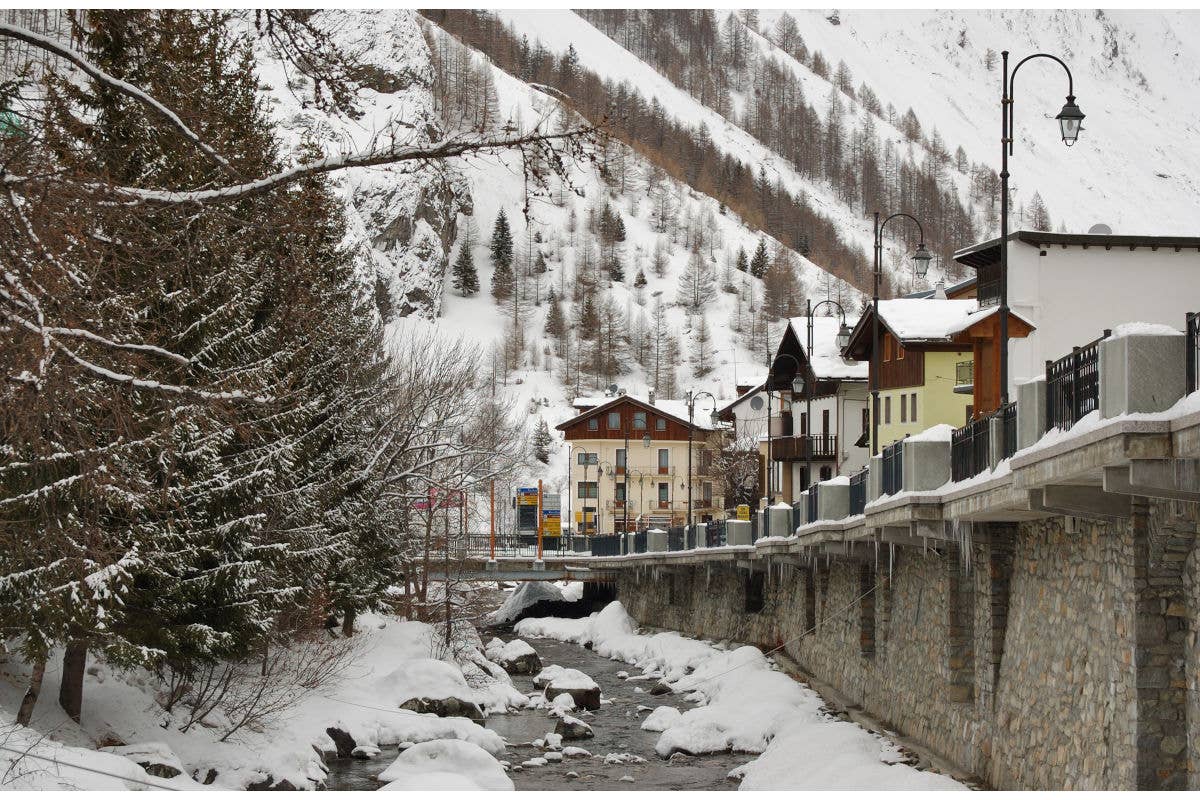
517 487 539 505
543 508 561 537
736 504 751 521
542 492 561 511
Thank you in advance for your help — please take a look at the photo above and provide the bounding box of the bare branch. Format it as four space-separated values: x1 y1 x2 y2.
0 22 237 175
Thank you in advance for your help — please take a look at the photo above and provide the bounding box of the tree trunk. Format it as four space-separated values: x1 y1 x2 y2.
59 640 87 723
341 608 356 636
16 657 46 726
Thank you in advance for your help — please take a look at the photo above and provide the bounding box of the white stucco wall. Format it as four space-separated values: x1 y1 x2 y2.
1007 243 1199 393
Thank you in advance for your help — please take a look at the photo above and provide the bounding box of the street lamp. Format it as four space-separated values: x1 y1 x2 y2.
570 446 596 536
685 389 718 531
804 299 850 497
999 51 1083 406
871 212 932 456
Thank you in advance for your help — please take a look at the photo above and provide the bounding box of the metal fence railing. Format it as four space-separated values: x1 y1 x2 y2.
706 519 726 547
589 534 622 556
791 501 803 530
881 440 904 496
1187 312 1199 395
632 531 647 554
667 526 685 551
806 483 819 523
1046 330 1108 433
951 414 992 482
1000 402 1018 459
849 468 868 516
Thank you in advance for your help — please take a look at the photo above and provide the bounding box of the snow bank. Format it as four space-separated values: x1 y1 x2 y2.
375 658 484 708
520 602 963 790
488 581 579 625
1109 321 1182 338
377 739 513 791
534 666 598 692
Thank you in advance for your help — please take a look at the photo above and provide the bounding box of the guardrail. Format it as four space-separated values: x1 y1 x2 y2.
951 414 992 482
589 534 622 556
806 483 819 522
706 519 726 547
1046 329 1109 432
668 527 685 551
849 468 868 516
881 440 904 496
1000 402 1017 459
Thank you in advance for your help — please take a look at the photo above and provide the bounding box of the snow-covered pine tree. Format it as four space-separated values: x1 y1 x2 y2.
532 419 552 463
491 209 514 299
452 244 480 295
691 315 713 377
735 246 749 273
750 238 770 278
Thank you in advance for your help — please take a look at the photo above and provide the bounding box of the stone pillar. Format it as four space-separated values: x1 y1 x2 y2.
945 539 976 705
859 561 876 659
1016 376 1047 451
1132 498 1192 789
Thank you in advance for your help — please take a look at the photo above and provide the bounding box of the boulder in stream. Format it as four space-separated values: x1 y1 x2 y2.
535 665 600 710
554 714 595 740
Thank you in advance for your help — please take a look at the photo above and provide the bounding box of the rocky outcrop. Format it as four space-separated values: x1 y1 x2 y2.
258 10 470 326
398 696 484 720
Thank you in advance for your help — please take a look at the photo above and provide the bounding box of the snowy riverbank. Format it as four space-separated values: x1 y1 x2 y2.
515 601 965 790
0 614 525 790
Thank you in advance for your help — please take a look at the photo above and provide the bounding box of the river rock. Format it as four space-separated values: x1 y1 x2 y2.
649 681 672 696
535 665 601 710
351 745 381 760
325 727 357 759
554 714 595 740
485 637 543 675
398 696 484 720
101 742 184 779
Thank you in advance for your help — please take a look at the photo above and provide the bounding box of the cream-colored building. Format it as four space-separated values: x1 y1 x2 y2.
557 392 723 534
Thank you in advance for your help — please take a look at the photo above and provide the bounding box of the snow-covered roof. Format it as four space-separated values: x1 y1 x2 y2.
784 316 868 380
566 392 720 431
874 299 981 341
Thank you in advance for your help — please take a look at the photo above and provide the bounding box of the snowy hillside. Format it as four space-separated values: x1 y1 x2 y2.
757 9 1200 236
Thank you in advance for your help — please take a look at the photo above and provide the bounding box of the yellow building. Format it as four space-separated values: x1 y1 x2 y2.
556 392 723 534
843 299 991 453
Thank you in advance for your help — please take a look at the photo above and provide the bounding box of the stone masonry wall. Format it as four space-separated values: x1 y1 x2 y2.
614 499 1198 790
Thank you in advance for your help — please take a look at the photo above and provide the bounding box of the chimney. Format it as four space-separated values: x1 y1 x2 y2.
647 389 656 405
933 280 947 300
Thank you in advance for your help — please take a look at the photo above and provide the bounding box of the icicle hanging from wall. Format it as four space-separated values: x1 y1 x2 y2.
889 542 894 582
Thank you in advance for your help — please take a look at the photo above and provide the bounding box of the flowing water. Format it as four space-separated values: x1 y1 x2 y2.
324 634 750 791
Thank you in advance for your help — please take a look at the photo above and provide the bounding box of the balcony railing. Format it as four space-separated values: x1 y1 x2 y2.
951 414 991 482
849 468 868 516
978 277 1001 308
1046 330 1108 433
770 434 838 461
881 440 904 495
1187 312 1199 395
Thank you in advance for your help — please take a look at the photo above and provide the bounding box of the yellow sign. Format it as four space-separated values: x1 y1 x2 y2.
543 512 561 537
736 504 750 521
517 487 539 505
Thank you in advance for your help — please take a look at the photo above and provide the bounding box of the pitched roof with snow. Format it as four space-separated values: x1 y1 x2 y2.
564 392 721 431
784 316 868 380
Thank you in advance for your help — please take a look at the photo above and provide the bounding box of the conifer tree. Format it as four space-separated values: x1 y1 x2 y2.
533 418 552 463
544 291 566 338
452 243 479 295
750 238 770 278
491 209 514 300
735 246 749 273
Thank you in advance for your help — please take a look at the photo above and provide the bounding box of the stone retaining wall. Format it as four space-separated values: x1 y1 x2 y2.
615 499 1200 789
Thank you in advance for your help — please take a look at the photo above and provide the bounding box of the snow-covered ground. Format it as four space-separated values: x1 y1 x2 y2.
0 614 522 790
516 601 964 790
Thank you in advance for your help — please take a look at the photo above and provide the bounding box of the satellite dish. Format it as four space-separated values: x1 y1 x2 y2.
608 383 619 394
1088 223 1112 235
750 395 764 411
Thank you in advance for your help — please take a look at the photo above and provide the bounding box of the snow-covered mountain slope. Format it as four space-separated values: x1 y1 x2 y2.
256 10 469 321
758 9 1200 236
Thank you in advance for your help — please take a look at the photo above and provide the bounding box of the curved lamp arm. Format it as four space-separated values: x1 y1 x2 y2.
877 212 927 248
1007 52 1079 153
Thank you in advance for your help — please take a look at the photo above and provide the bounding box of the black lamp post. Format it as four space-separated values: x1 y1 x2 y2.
999 51 1083 407
685 390 718 531
871 213 932 455
801 300 852 495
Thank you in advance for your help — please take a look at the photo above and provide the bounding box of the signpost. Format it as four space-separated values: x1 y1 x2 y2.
736 504 751 521
542 492 561 539
516 487 539 535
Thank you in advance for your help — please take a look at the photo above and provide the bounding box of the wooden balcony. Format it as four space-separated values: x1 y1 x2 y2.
879 355 923 391
769 434 838 461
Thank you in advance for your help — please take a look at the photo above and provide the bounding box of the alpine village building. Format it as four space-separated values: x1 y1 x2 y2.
762 316 871 504
557 392 722 534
